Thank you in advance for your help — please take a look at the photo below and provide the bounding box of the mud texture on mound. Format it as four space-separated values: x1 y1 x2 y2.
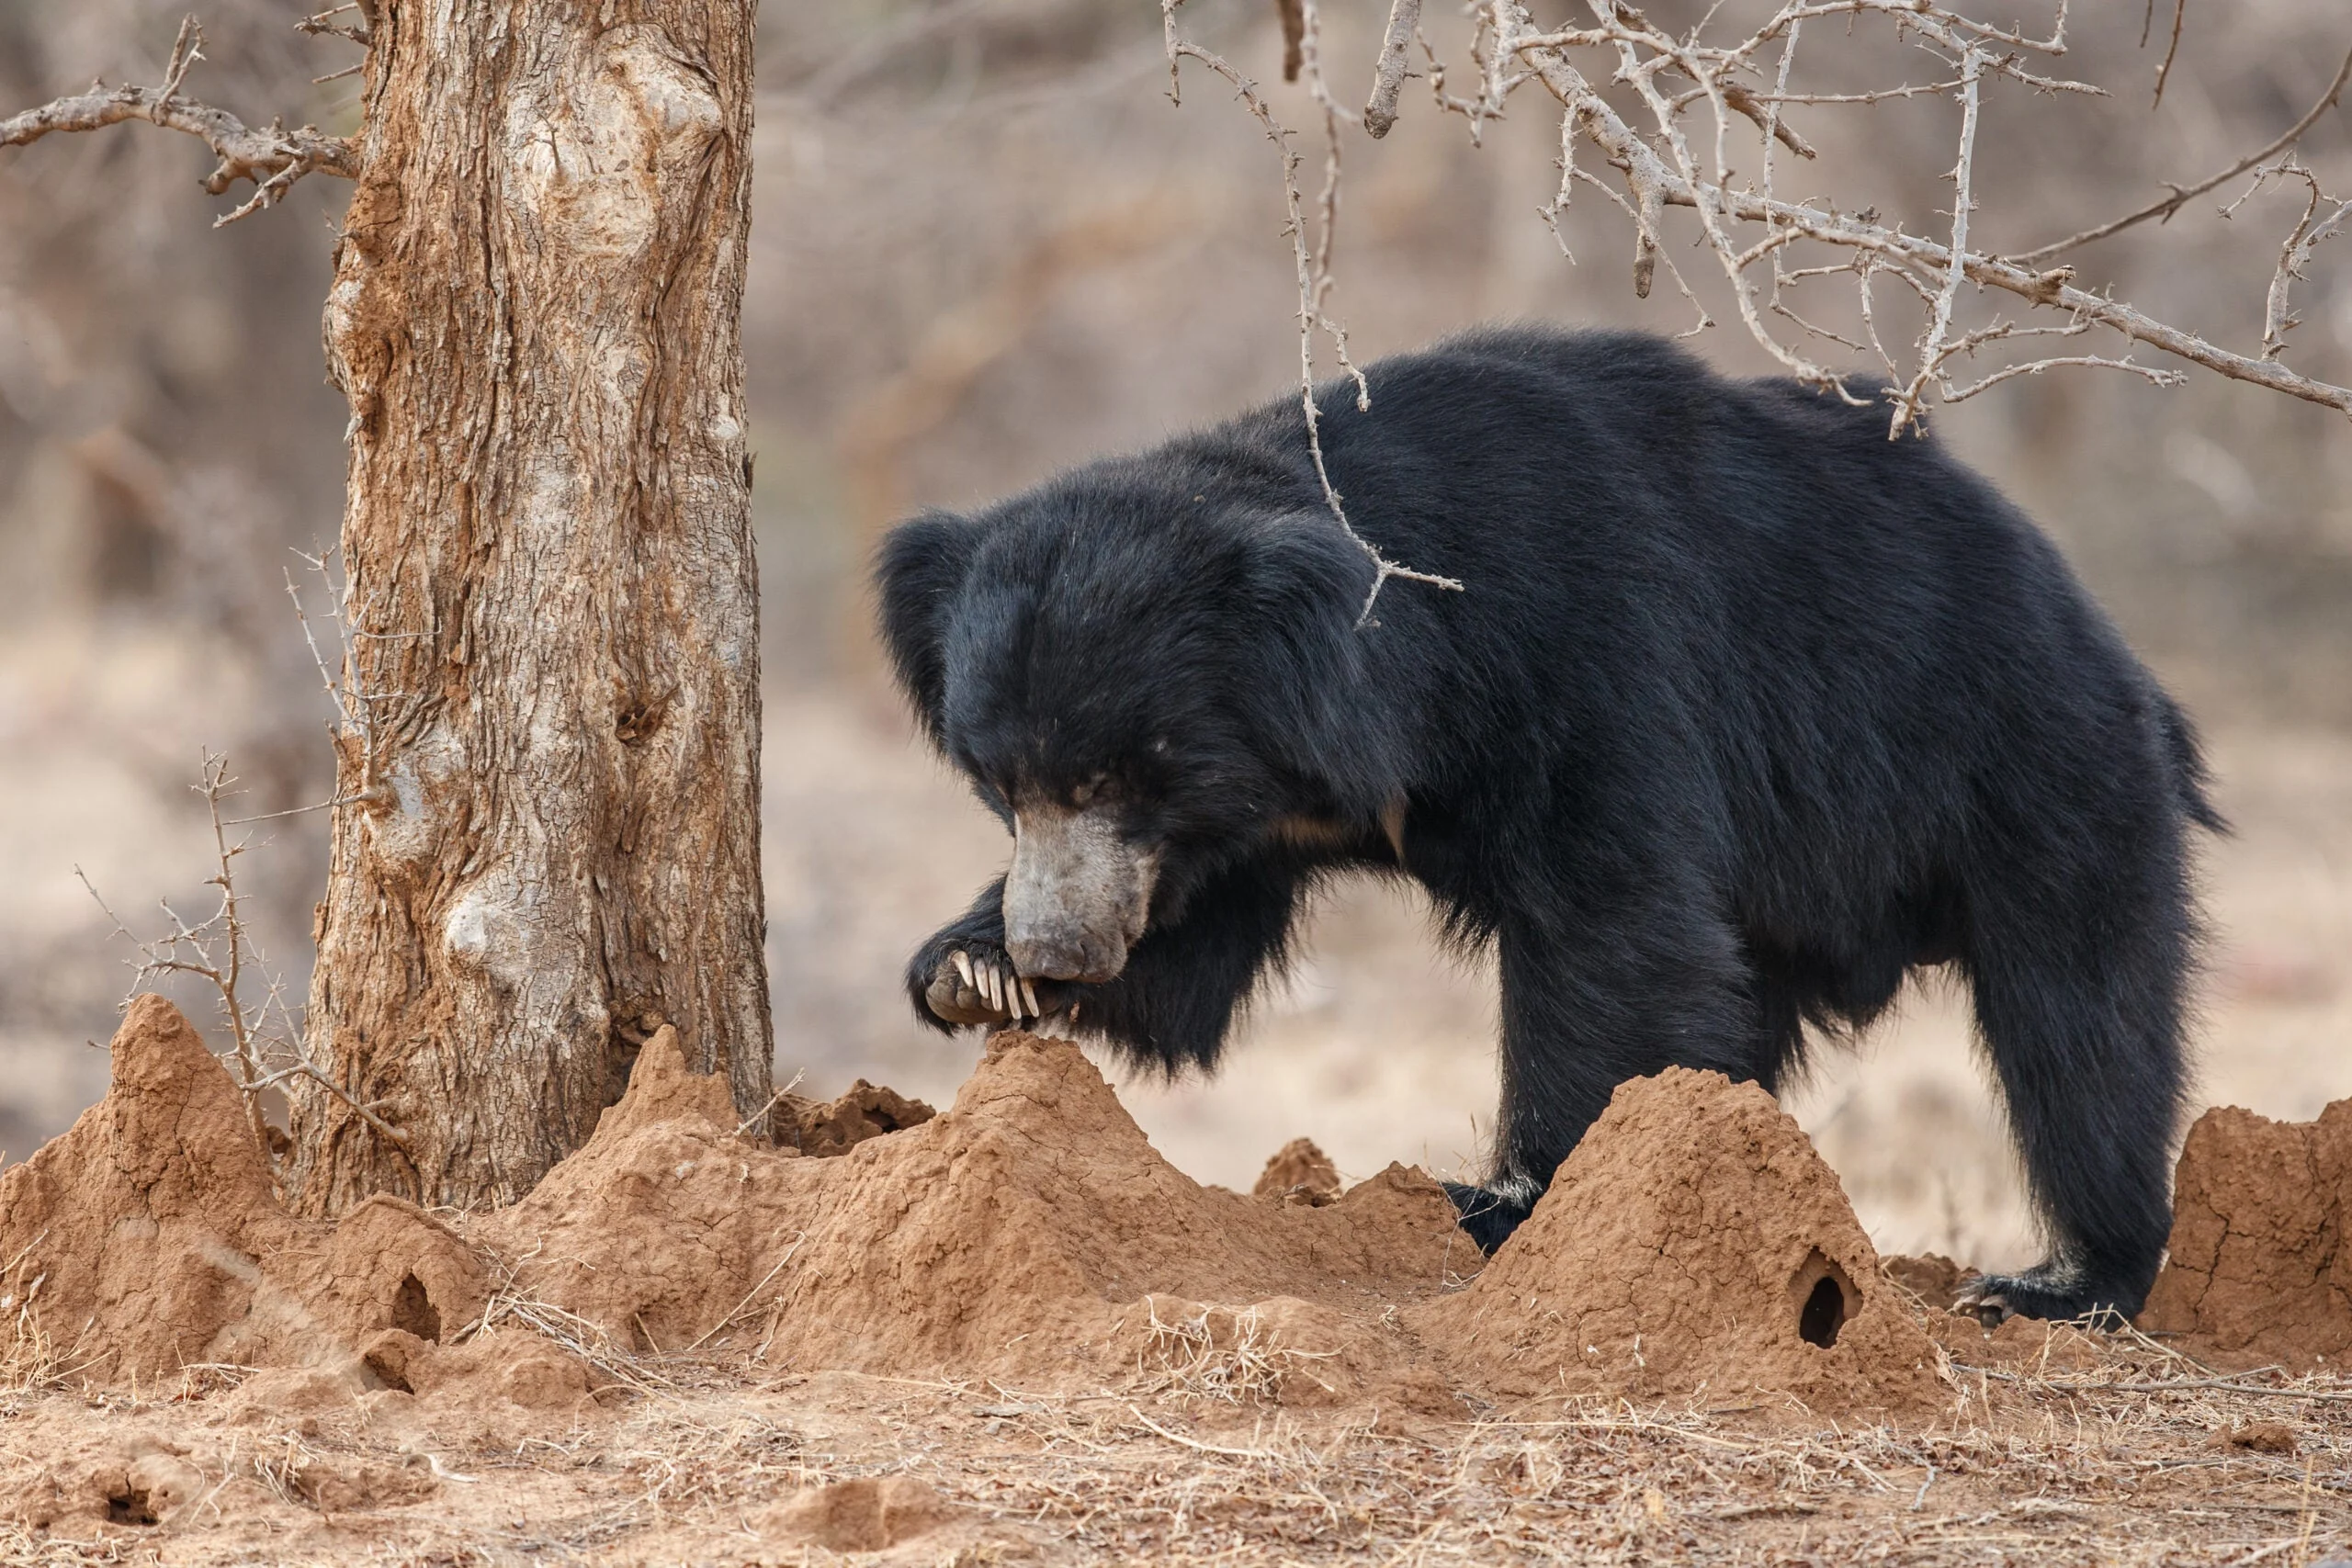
1253 1137 1342 1206
485 1028 1469 1396
2141 1099 2352 1365
6 998 1980 1417
1419 1067 1940 1411
778 1079 936 1156
0 996 491 1385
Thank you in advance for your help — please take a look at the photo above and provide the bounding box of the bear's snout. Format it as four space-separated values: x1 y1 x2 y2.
1004 803 1157 984
1005 926 1125 985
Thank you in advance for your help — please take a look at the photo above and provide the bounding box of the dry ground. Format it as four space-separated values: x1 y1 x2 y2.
6 1306 2352 1564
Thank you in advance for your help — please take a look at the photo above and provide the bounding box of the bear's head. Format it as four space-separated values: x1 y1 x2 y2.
875 457 1408 983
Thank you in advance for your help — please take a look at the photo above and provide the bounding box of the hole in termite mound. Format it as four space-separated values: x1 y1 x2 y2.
1792 1249 1854 1348
362 1344 414 1393
106 1484 158 1526
390 1272 441 1342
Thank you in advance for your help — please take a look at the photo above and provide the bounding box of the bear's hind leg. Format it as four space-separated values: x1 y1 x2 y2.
1958 874 2191 1324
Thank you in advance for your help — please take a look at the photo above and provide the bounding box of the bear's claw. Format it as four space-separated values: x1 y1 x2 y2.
924 945 1069 1032
1951 1282 2013 1328
1952 1264 2138 1328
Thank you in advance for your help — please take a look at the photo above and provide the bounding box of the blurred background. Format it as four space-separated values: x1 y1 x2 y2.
1 0 2346 1270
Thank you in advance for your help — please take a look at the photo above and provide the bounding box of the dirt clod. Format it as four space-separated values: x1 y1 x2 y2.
2211 1420 2298 1455
781 1078 937 1156
1253 1136 1341 1205
763 1475 954 1551
1883 1252 1970 1313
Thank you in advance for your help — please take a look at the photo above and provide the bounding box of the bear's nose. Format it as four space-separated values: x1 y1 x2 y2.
1006 929 1124 985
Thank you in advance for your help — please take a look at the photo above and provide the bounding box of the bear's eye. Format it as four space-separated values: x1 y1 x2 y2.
1071 773 1117 808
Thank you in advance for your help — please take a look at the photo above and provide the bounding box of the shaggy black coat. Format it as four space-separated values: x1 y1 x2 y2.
876 326 2218 1322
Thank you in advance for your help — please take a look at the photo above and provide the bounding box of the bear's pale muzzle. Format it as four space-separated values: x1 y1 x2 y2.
1003 803 1157 983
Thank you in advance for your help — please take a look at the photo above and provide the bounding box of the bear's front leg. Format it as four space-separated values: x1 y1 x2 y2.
905 876 1074 1032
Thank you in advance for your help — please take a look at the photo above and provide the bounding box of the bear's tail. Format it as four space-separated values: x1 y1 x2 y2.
2156 691 2228 835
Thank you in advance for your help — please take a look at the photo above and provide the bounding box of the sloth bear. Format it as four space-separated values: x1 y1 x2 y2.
876 326 2218 1323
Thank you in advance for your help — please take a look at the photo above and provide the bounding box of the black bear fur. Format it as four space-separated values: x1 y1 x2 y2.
876 326 2220 1323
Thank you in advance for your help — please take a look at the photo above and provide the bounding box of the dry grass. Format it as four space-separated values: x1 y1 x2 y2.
0 1238 98 1398
2 1311 2349 1565
1134 1299 1338 1407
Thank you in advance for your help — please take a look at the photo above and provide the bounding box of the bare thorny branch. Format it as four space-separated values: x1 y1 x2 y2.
77 752 411 1184
1170 0 2352 471
2222 159 2352 363
0 15 360 227
1163 0 1464 627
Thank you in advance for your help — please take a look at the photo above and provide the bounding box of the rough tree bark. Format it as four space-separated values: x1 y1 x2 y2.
286 0 772 1213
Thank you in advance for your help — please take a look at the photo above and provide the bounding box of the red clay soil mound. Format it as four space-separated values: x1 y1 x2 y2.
486 1029 1471 1394
6 1006 1958 1416
2140 1099 2352 1365
1416 1067 1940 1413
0 996 489 1384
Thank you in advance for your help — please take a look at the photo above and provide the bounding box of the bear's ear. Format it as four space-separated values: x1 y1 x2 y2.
875 509 985 746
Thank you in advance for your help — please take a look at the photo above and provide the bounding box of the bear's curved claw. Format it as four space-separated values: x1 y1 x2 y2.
921 944 1071 1032
1952 1264 2138 1328
1951 1282 2013 1329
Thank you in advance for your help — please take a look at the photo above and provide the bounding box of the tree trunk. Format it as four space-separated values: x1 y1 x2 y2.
287 0 770 1214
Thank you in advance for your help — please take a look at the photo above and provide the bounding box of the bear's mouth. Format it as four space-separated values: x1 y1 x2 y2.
1002 802 1158 983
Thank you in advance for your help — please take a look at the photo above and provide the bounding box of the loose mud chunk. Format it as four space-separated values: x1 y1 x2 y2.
779 1079 936 1156
1253 1137 1341 1206
2211 1422 2298 1455
761 1476 952 1551
1883 1253 1970 1313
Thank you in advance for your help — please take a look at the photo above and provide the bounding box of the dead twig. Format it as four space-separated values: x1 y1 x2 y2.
77 751 413 1170
2221 159 2352 362
1163 0 1463 625
0 17 359 227
1201 0 2352 441
2017 47 2352 265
